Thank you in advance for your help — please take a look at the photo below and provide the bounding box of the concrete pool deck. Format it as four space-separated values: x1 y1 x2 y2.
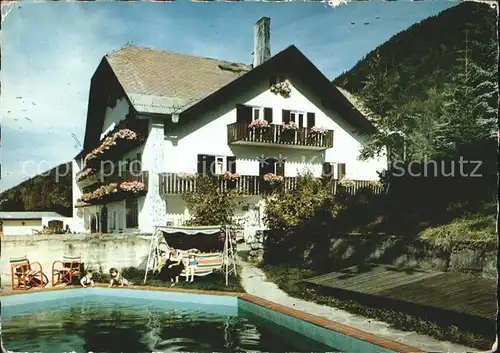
237 259 477 353
1 284 423 353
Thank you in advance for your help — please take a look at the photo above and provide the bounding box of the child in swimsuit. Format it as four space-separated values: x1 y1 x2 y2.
108 267 130 287
80 269 95 288
185 253 198 283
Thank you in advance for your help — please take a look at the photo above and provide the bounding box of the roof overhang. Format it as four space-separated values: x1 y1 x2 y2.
128 94 192 115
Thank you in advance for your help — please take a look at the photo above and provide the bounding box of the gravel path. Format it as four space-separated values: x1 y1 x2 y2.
238 255 478 353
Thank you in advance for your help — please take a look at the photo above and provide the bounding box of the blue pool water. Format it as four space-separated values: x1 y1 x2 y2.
2 294 337 353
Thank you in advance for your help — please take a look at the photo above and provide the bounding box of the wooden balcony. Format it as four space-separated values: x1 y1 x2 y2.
159 173 382 196
79 170 149 205
227 123 334 150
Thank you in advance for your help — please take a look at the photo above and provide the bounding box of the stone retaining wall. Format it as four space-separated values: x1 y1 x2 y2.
263 231 497 279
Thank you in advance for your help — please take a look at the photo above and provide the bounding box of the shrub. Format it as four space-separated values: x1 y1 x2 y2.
263 172 339 231
182 175 240 226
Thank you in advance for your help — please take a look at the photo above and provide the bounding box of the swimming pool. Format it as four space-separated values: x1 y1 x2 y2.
1 287 418 353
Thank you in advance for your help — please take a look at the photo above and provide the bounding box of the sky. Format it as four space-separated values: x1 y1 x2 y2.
0 0 459 192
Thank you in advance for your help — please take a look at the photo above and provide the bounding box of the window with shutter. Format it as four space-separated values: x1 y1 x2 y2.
337 163 346 179
125 198 138 228
289 110 306 127
197 154 205 174
226 156 237 174
307 112 316 128
282 110 291 124
215 156 224 175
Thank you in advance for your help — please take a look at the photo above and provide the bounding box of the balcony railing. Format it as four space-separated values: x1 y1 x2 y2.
227 123 334 150
78 171 149 206
159 173 382 196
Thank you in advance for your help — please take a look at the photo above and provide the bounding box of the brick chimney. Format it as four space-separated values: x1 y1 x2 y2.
253 17 271 68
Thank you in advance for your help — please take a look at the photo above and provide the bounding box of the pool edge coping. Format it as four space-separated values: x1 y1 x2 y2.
1 285 424 353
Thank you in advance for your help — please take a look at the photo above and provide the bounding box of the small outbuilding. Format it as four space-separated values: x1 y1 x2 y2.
0 212 71 236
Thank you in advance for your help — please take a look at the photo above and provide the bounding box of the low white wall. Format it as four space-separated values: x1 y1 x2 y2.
0 233 151 289
1 220 42 236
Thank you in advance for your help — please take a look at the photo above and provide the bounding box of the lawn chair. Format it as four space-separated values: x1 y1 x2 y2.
52 254 82 286
180 250 224 277
10 256 48 290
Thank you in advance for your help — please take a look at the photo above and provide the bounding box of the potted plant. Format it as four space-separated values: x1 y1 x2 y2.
270 77 292 98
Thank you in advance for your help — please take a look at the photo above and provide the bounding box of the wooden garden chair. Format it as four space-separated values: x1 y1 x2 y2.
10 256 48 290
52 254 82 286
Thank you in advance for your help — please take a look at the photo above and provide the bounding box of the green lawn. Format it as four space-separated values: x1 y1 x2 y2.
260 264 492 350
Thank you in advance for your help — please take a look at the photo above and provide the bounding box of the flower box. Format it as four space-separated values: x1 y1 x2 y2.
221 171 240 182
263 173 284 185
248 120 269 129
84 129 141 165
309 126 328 136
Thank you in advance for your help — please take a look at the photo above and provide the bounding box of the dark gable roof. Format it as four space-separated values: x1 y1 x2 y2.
81 44 375 154
180 45 376 134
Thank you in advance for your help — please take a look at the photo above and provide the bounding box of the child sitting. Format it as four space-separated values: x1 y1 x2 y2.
108 267 131 288
185 253 198 283
80 269 95 288
154 251 168 274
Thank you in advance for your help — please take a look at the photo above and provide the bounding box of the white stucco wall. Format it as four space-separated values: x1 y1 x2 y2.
101 97 130 137
72 69 386 234
161 76 386 180
1 220 42 236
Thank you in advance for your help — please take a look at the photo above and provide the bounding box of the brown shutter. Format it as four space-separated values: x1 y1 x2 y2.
275 158 285 176
307 112 316 127
197 154 205 174
282 110 291 124
206 155 216 176
337 163 346 179
226 156 237 173
264 107 273 123
236 104 252 123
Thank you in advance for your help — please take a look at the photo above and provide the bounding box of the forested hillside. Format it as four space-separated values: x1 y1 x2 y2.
334 1 498 161
0 163 73 217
